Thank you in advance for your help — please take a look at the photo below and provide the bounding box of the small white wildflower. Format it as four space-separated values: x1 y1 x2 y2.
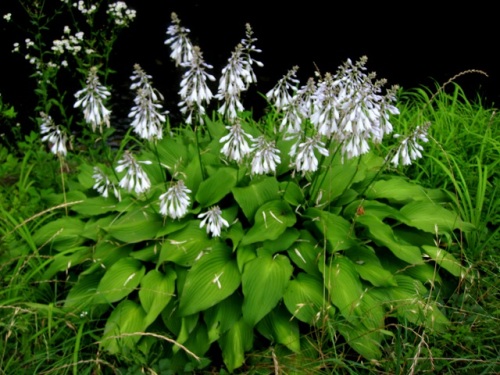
250 136 281 175
115 151 152 194
219 121 253 163
39 112 69 156
74 66 112 133
198 206 229 237
159 180 191 219
12 42 20 53
92 166 121 200
3 13 12 22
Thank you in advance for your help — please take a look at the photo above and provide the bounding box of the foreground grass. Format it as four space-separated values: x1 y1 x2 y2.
1 84 500 374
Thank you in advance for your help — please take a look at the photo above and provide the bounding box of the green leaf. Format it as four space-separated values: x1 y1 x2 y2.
195 167 237 207
283 273 329 324
101 300 147 354
240 200 296 246
95 257 145 304
280 180 304 206
219 318 253 372
421 245 464 277
204 293 242 343
71 196 119 216
344 245 397 287
178 244 241 316
106 209 163 243
159 221 214 266
262 228 300 253
242 253 293 326
286 230 323 277
322 256 363 322
401 201 475 234
139 268 177 326
42 246 90 280
305 208 356 252
356 214 424 265
64 271 103 311
365 177 432 204
257 306 300 353
232 176 280 221
33 217 85 251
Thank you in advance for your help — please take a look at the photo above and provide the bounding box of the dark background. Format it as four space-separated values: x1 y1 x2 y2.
1 1 498 127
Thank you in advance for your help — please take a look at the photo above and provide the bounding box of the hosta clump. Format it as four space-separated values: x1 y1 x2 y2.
29 19 473 374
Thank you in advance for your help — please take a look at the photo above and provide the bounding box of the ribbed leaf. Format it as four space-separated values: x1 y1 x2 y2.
305 208 356 252
401 201 475 234
204 293 242 343
283 273 329 324
219 318 253 373
71 196 119 216
242 253 293 326
240 200 296 246
287 230 322 277
178 244 240 316
106 209 163 243
344 246 397 287
64 271 103 311
101 300 147 354
357 214 424 265
422 245 463 277
322 256 363 322
257 306 300 353
365 177 431 204
33 217 85 251
232 176 280 220
159 221 213 267
139 268 177 326
195 167 238 207
95 257 145 304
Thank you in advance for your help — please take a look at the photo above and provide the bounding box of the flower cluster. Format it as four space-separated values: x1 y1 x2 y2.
115 151 152 195
51 27 84 58
164 12 194 67
107 1 136 27
74 66 112 133
39 112 69 156
92 167 121 201
220 121 253 163
159 180 191 219
129 64 167 141
391 122 430 167
198 206 229 237
73 1 97 15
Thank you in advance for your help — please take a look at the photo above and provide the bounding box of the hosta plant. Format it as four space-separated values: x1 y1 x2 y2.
17 10 474 373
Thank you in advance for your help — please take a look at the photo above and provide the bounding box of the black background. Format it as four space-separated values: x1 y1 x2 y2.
1 1 498 127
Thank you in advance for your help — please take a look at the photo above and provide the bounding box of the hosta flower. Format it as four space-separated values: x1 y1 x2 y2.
220 121 253 163
165 12 194 67
74 66 111 133
115 151 152 194
129 65 167 141
198 206 229 237
92 166 121 201
266 66 299 111
291 135 329 174
39 112 68 156
391 122 430 167
250 136 281 175
159 180 191 219
178 46 215 125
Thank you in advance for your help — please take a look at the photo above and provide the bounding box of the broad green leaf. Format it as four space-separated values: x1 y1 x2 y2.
232 176 280 221
262 228 300 253
287 230 322 277
305 208 356 252
101 300 147 354
283 273 329 324
42 246 90 280
421 245 464 277
33 217 85 251
257 306 300 353
344 199 406 221
322 256 363 323
337 320 383 360
280 180 304 206
139 268 177 326
106 209 163 243
156 136 189 172
344 245 397 287
195 167 237 207
71 196 119 216
365 177 431 204
242 253 293 326
204 293 242 343
95 257 145 304
312 155 358 205
219 318 253 373
241 200 296 246
178 244 240 316
159 221 213 267
400 201 475 234
64 271 103 311
356 214 424 265
81 241 132 276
